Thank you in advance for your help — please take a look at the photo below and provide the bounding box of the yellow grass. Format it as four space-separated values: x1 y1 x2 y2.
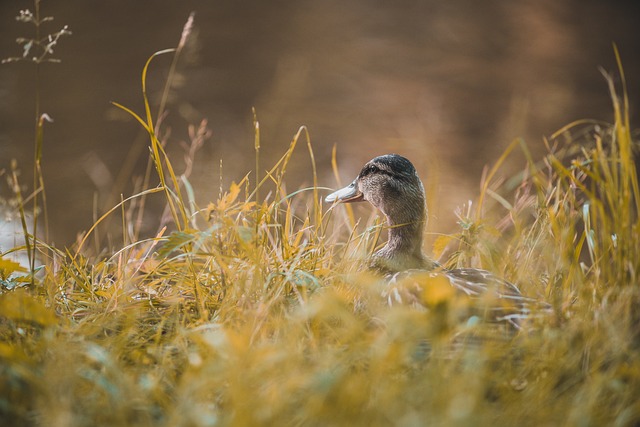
1 31 640 427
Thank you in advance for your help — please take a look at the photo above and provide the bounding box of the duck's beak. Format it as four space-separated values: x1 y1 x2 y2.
325 180 364 203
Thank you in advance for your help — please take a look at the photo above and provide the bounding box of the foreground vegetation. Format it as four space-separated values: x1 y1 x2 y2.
2 9 640 426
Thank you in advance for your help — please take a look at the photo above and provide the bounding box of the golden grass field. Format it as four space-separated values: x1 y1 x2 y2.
2 9 640 426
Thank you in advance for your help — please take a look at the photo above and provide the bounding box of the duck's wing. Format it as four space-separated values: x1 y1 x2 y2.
446 268 549 328
385 268 549 330
446 268 523 298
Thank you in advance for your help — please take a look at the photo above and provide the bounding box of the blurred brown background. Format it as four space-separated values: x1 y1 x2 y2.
1 0 639 246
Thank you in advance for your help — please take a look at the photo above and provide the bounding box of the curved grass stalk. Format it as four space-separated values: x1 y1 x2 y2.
112 49 188 232
73 187 164 258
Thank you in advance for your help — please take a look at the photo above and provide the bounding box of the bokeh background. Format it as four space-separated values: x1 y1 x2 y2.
1 0 639 246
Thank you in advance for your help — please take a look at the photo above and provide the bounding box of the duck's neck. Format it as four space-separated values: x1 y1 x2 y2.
373 201 438 273
385 214 424 257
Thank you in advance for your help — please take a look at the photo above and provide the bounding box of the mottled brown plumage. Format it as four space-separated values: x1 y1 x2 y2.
326 154 542 329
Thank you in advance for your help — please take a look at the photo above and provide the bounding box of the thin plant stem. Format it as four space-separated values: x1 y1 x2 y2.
30 0 42 285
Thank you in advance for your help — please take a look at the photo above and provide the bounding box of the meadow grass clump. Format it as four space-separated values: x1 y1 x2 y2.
2 20 640 426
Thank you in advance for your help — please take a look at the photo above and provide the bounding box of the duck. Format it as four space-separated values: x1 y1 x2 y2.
325 154 540 329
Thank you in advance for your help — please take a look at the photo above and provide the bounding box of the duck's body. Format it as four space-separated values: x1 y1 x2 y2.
326 154 536 328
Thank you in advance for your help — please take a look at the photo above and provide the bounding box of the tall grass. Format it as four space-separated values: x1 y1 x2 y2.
2 1 72 284
1 16 640 427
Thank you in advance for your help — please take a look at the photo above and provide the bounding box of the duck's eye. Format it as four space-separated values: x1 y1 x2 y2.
362 164 379 177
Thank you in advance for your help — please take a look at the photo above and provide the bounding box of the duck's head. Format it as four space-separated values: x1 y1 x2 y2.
325 154 426 224
326 154 432 272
